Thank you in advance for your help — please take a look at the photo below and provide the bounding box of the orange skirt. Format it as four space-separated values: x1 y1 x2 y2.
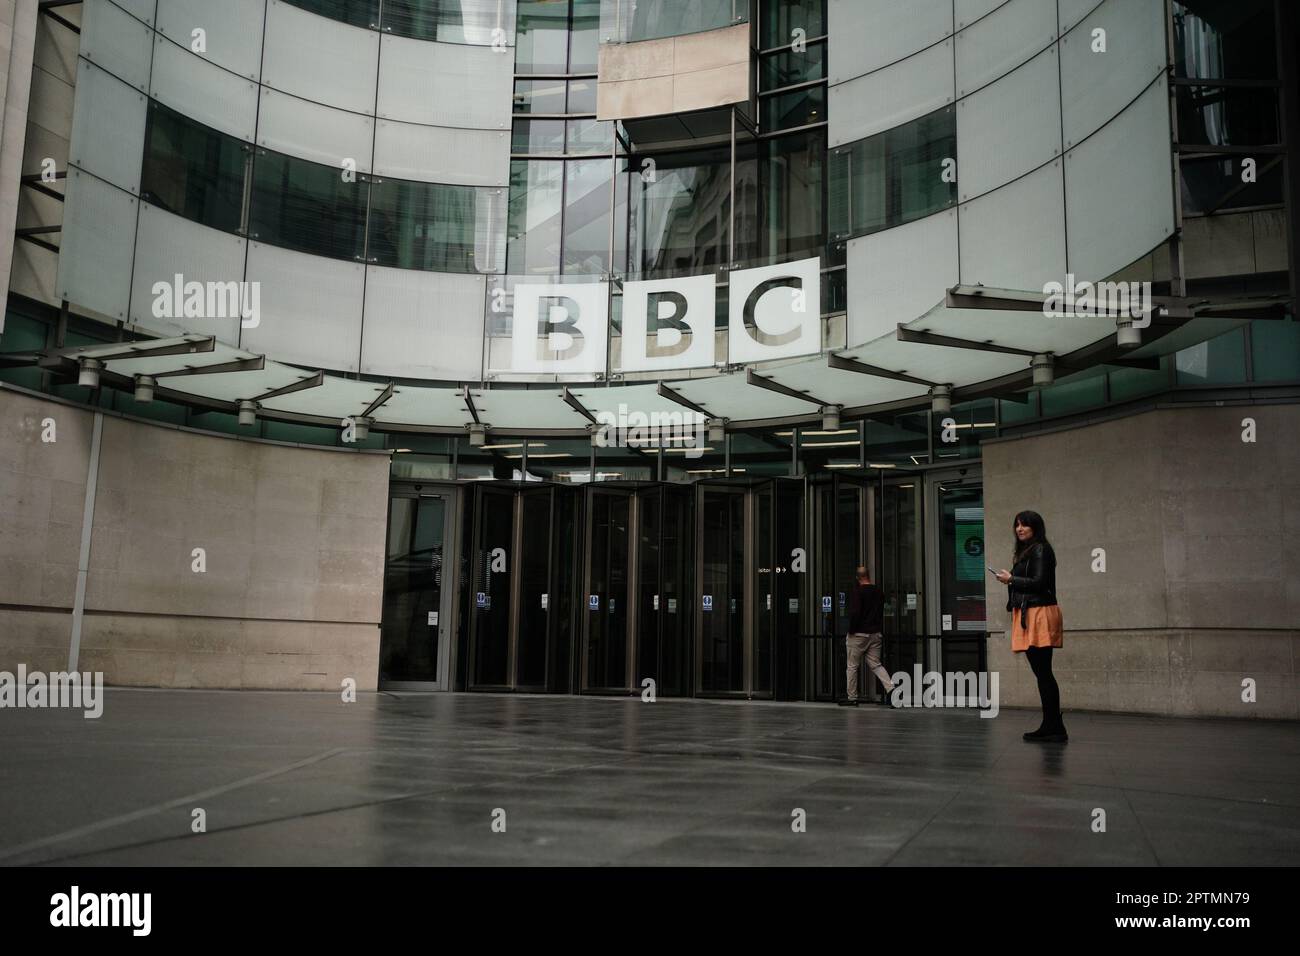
1011 604 1063 653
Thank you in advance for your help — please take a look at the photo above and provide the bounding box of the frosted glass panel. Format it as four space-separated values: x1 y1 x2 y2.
156 0 266 80
110 0 157 26
827 0 953 84
130 203 247 343
955 0 1007 29
955 0 1057 96
150 37 259 141
361 267 487 379
845 209 958 345
373 121 509 186
242 243 365 371
956 46 1061 199
262 0 379 116
958 161 1067 290
258 87 374 172
376 34 512 130
58 169 137 321
1065 77 1174 282
1059 0 1166 148
80 0 154 91
69 60 147 193
829 41 954 148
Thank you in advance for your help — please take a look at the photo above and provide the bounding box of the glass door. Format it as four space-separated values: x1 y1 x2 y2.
927 469 986 674
468 486 515 690
515 486 554 690
583 486 633 692
380 487 459 691
696 481 747 696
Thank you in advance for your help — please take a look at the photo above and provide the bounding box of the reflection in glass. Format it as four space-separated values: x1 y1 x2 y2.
382 0 509 44
250 149 368 260
761 85 825 131
380 495 445 683
512 118 566 154
514 78 568 115
1173 0 1277 81
140 102 247 234
699 488 745 693
517 0 572 73
602 0 750 44
828 106 957 241
759 131 826 266
760 0 824 49
281 0 377 29
563 158 616 273
760 43 826 89
570 0 601 71
517 489 552 687
587 491 630 689
367 177 495 273
507 160 564 274
471 488 513 686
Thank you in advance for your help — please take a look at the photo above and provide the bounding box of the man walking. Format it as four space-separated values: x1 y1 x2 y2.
846 566 895 704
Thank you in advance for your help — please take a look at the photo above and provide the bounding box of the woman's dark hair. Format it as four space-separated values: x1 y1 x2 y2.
1012 510 1050 563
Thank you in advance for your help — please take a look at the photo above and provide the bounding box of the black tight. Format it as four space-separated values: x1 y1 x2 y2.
1025 646 1062 728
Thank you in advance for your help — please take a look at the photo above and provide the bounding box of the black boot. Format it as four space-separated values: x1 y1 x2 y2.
1039 711 1068 743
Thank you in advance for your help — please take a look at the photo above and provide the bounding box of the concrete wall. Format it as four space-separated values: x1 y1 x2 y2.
597 23 750 120
0 385 391 689
984 403 1300 720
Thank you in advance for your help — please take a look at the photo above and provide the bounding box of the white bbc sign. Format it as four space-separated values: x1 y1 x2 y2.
492 258 821 375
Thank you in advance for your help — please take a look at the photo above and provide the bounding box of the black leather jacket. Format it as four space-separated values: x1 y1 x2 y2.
1005 541 1058 628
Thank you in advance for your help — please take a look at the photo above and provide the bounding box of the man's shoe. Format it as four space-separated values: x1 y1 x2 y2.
877 688 896 705
838 697 859 707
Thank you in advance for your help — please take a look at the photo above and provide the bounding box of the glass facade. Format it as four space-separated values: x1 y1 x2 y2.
599 0 750 44
140 101 504 273
283 0 513 44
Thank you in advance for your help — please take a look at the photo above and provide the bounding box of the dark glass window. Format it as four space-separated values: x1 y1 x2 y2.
249 149 367 260
761 84 825 131
382 0 508 43
760 43 826 90
1173 0 1277 81
758 129 826 265
140 101 247 234
828 106 957 241
1176 85 1281 147
1251 319 1300 382
1180 154 1284 215
281 0 378 30
616 0 750 43
1175 328 1248 385
367 177 484 273
760 0 825 49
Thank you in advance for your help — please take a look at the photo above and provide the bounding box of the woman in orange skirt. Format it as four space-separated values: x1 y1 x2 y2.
994 511 1066 742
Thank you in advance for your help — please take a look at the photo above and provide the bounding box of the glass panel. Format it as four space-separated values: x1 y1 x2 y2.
760 43 826 90
521 438 591 482
774 477 805 696
382 0 506 43
0 311 49 391
1108 357 1171 401
366 177 484 272
1175 85 1281 147
281 0 378 30
1173 0 1277 81
761 84 825 131
753 485 774 694
601 0 750 44
549 486 579 690
1180 154 1284 215
728 428 792 477
514 78 569 115
1175 327 1248 385
1039 370 1107 416
587 491 630 689
140 101 247 234
1251 319 1300 382
570 0 601 71
625 140 758 278
881 481 919 636
699 488 744 693
760 0 824 49
517 489 551 687
566 118 614 154
828 105 957 241
249 148 368 260
512 118 566 154
865 412 929 466
933 399 995 462
999 394 1038 425
799 423 859 472
516 0 571 73
380 495 445 682
507 160 564 274
758 130 826 267
563 157 615 273
636 488 662 687
471 488 513 686
659 486 692 694
567 78 598 114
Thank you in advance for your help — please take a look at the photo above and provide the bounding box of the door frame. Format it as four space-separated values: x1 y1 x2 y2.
922 464 983 672
380 481 462 693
